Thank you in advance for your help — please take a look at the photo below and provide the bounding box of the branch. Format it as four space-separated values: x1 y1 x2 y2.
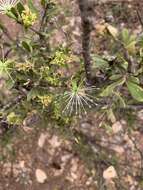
29 27 45 38
16 20 45 38
40 3 49 32
77 0 94 85
135 2 143 31
0 21 15 42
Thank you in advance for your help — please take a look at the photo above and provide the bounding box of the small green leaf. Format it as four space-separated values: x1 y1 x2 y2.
40 0 46 7
101 78 125 97
109 74 122 81
101 123 112 133
128 76 140 84
107 109 116 123
121 28 130 44
28 0 39 15
126 41 136 53
114 92 126 108
17 2 25 15
127 81 143 102
121 28 136 53
6 11 17 20
27 88 39 101
22 41 33 52
11 7 18 18
5 79 15 89
0 21 5 31
92 54 109 69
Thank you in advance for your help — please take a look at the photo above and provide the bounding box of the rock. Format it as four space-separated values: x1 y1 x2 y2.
138 110 143 120
111 145 124 154
105 180 116 190
19 160 25 169
49 135 61 148
38 133 48 148
103 166 117 180
35 169 47 183
112 121 123 134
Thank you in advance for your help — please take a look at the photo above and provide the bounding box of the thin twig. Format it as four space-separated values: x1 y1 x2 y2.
40 3 49 32
135 1 143 31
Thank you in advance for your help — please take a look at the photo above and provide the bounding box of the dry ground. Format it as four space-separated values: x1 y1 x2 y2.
1 0 143 190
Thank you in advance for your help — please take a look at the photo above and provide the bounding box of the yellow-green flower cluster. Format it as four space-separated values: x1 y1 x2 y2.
16 61 34 71
7 112 22 125
38 95 52 107
21 6 37 27
51 50 72 66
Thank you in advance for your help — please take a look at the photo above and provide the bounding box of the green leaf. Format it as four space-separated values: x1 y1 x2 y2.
121 28 130 44
101 78 125 97
114 92 126 108
92 54 109 69
6 11 17 20
17 2 25 15
27 88 39 101
128 76 140 84
107 109 116 123
22 41 33 52
11 7 18 16
0 21 5 31
121 28 136 53
138 34 143 47
101 123 112 133
109 74 122 81
5 79 15 89
28 0 39 15
40 0 46 7
127 81 143 102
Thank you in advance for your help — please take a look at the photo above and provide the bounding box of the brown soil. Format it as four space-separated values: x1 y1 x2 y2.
1 0 143 190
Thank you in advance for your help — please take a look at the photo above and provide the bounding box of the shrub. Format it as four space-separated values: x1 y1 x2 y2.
0 0 143 130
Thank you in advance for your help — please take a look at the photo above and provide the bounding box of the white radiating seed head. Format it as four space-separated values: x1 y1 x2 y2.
62 84 97 116
0 0 20 14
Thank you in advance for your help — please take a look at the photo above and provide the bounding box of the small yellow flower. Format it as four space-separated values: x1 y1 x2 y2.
16 61 34 71
21 5 37 27
38 95 52 107
7 112 21 125
51 50 74 66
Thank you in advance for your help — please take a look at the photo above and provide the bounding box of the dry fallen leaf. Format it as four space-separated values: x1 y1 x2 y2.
106 24 118 38
103 166 117 180
35 169 47 183
95 23 106 35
